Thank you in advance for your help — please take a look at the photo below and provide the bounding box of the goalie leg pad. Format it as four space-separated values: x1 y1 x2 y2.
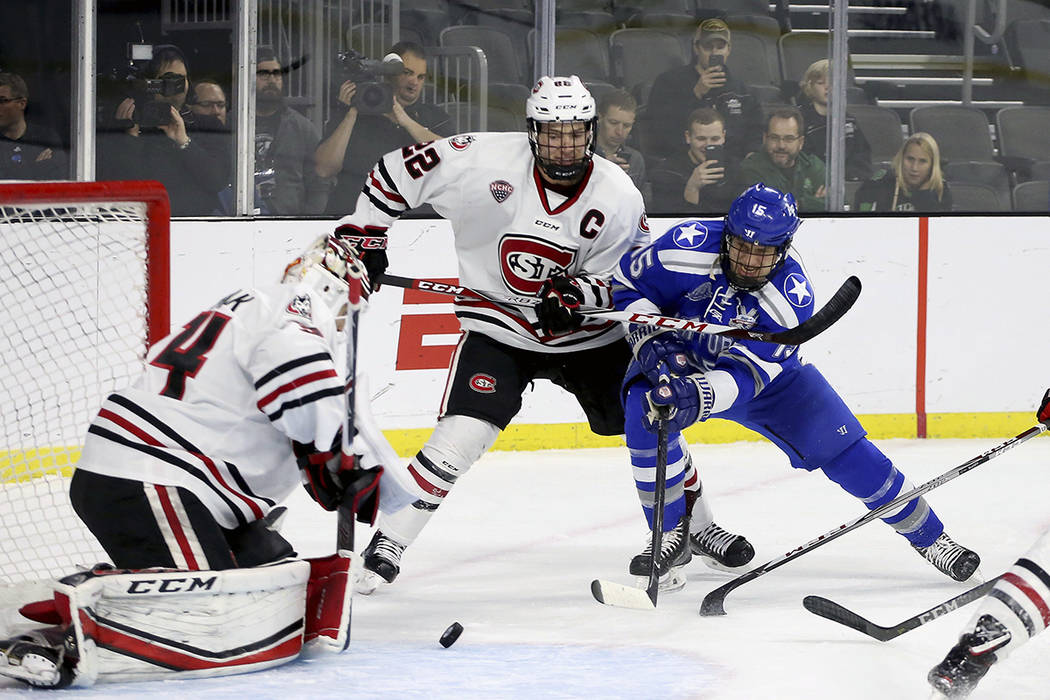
303 551 355 655
48 560 312 686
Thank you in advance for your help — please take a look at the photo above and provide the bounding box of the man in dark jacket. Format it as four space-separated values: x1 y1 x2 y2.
641 18 763 164
0 72 67 180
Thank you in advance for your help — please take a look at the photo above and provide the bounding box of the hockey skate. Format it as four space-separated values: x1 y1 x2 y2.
629 517 691 592
690 522 755 572
927 614 1010 698
355 529 406 595
683 487 754 572
0 628 75 689
914 532 981 582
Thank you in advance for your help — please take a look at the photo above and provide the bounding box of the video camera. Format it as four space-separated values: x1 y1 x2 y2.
105 43 187 129
333 49 404 115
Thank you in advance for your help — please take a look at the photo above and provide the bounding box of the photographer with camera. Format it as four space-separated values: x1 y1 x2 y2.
649 107 743 213
97 44 228 215
640 18 763 165
315 42 451 216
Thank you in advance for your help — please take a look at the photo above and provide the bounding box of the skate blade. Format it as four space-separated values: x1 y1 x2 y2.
352 569 384 596
695 553 751 574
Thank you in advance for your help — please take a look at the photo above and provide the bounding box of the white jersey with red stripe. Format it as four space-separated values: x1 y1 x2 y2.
75 283 344 529
335 131 649 352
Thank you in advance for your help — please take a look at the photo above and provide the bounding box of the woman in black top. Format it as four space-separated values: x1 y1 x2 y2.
853 132 953 212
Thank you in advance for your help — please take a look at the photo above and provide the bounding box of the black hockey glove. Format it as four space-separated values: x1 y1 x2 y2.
334 223 389 288
537 276 585 336
1039 388 1050 425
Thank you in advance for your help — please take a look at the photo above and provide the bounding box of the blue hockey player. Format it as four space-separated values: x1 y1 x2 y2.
612 183 981 590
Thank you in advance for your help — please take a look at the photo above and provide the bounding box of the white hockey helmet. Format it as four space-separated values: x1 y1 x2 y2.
526 75 597 181
282 235 365 324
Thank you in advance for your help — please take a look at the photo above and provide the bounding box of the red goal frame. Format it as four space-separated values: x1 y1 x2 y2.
0 179 170 344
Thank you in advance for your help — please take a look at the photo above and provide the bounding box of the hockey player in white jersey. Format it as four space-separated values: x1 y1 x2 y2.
332 75 746 593
0 237 399 688
926 390 1050 698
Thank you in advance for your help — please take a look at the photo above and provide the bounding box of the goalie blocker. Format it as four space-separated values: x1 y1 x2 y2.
0 553 355 688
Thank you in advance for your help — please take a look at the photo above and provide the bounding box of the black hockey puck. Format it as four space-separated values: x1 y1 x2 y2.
439 622 463 648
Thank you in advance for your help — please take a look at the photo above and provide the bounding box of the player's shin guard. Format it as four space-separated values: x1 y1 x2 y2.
625 384 687 531
821 438 943 546
9 561 314 686
374 415 499 547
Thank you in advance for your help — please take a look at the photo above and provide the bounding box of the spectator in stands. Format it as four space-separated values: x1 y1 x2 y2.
796 59 873 182
853 132 953 212
650 107 744 213
187 79 228 127
741 106 827 212
316 41 452 216
594 89 648 197
641 18 763 164
96 44 228 216
254 46 331 215
0 72 67 180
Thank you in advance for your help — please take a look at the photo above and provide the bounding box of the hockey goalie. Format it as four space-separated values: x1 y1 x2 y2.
0 236 410 688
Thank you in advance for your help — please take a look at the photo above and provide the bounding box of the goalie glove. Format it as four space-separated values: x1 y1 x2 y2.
294 433 384 523
1039 388 1050 425
644 371 715 434
536 275 612 336
626 324 691 384
333 223 389 288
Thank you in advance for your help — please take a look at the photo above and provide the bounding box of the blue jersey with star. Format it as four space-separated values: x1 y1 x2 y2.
612 217 816 410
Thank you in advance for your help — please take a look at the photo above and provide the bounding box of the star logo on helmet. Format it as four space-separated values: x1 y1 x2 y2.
783 273 813 307
673 222 708 249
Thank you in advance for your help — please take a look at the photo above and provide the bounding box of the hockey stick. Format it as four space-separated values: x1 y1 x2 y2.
802 578 999 641
377 273 862 346
699 421 1049 616
591 392 671 610
336 265 368 552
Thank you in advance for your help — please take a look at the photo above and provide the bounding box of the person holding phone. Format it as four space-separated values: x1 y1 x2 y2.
641 18 763 163
649 107 744 213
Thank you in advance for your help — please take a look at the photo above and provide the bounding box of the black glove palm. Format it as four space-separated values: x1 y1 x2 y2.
537 276 584 336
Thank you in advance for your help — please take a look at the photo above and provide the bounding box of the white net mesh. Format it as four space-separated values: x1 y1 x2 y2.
1 193 158 586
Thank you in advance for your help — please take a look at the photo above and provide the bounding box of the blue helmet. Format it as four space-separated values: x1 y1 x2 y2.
720 183 801 290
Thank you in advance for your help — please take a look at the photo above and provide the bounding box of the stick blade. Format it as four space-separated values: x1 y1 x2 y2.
699 585 730 616
802 595 894 641
591 579 656 610
774 275 861 346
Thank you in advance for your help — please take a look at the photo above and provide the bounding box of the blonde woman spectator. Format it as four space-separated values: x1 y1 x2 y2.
796 59 872 181
853 132 953 212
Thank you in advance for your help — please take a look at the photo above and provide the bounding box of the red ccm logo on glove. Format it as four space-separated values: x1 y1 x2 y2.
498 234 576 295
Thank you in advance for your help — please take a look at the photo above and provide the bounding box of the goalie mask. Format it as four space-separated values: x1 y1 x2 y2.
282 235 367 324
720 183 800 291
526 75 597 182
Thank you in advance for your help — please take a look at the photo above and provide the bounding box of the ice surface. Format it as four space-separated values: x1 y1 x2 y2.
3 437 1050 699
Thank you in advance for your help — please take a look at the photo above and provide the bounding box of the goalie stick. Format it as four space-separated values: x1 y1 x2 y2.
590 411 670 610
336 263 368 552
802 578 999 642
699 421 1049 616
377 273 861 347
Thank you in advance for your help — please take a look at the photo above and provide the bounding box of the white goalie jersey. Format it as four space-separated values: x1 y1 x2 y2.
335 131 649 352
75 284 345 529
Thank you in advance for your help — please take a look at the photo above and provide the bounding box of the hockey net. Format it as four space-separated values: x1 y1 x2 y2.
0 181 169 593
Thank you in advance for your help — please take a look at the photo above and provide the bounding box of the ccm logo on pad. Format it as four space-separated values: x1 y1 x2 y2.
126 576 218 594
469 374 497 393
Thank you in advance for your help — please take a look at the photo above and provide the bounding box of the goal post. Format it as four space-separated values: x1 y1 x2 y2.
0 180 170 587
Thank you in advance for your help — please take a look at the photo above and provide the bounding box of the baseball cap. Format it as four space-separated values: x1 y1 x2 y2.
697 18 731 45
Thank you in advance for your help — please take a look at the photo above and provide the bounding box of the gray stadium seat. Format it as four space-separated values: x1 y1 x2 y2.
1005 19 1050 91
949 182 1007 212
702 0 770 16
943 160 1011 205
609 28 688 104
909 105 996 162
1031 161 1050 179
440 25 526 85
728 14 782 88
438 101 525 133
1012 180 1050 211
555 28 613 85
846 105 904 165
996 106 1050 171
729 31 778 87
